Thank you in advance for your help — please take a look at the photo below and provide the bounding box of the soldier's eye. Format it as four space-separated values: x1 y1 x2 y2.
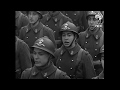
38 52 44 55
62 34 66 37
33 51 36 55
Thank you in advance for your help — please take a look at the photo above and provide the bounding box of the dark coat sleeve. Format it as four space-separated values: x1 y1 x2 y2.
19 27 25 40
82 52 96 79
75 51 96 79
17 15 29 30
21 68 31 79
18 40 32 72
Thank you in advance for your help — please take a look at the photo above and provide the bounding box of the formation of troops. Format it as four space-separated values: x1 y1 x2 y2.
15 11 104 79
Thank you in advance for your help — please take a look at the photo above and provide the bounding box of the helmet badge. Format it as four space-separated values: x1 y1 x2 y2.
36 38 45 47
62 23 70 30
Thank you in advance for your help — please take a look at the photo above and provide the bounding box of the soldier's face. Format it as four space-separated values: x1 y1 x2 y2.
62 31 74 47
28 11 39 24
33 48 50 67
88 16 99 30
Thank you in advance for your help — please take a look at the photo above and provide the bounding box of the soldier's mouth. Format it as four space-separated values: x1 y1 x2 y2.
64 42 70 45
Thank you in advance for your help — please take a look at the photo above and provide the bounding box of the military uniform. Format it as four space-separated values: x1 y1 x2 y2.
16 12 29 36
19 22 56 53
19 22 56 66
21 37 70 79
61 11 88 33
15 36 32 78
41 11 73 48
21 61 70 79
77 27 104 75
54 21 96 79
55 44 96 79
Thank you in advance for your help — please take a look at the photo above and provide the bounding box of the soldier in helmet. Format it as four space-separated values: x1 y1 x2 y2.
54 21 96 79
77 11 104 76
19 11 56 66
21 36 70 79
41 11 73 48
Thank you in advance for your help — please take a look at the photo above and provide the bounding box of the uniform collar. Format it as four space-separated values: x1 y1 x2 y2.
26 22 43 33
60 43 81 56
41 61 57 77
31 61 57 77
86 27 103 39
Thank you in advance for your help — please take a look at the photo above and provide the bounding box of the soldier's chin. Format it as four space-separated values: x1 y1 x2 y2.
90 26 95 30
35 63 42 66
35 61 42 66
63 43 70 47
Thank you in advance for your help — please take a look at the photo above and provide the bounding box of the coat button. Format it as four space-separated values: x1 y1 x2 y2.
95 55 97 58
26 37 28 39
85 41 88 44
95 49 97 51
46 25 48 26
59 66 61 69
66 13 68 15
46 77 48 79
59 59 61 61
74 13 76 15
71 60 74 62
35 37 37 39
55 24 57 26
70 68 73 70
70 75 71 77
96 42 98 45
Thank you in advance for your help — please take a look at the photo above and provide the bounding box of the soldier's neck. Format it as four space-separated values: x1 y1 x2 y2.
31 20 39 28
66 42 76 50
89 27 99 34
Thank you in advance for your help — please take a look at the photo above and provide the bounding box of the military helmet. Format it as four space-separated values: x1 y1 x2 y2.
26 11 43 19
86 11 103 21
32 36 55 58
59 21 79 38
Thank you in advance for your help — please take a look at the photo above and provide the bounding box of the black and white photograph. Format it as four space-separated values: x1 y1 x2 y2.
15 11 104 79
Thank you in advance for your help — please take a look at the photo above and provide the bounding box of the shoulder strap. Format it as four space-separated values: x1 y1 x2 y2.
55 68 62 79
76 48 84 66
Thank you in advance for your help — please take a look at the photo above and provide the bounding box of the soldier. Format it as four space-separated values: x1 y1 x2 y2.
15 11 29 36
21 36 70 79
77 11 104 76
54 21 96 79
61 11 88 33
15 36 32 79
41 11 73 48
19 11 56 66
